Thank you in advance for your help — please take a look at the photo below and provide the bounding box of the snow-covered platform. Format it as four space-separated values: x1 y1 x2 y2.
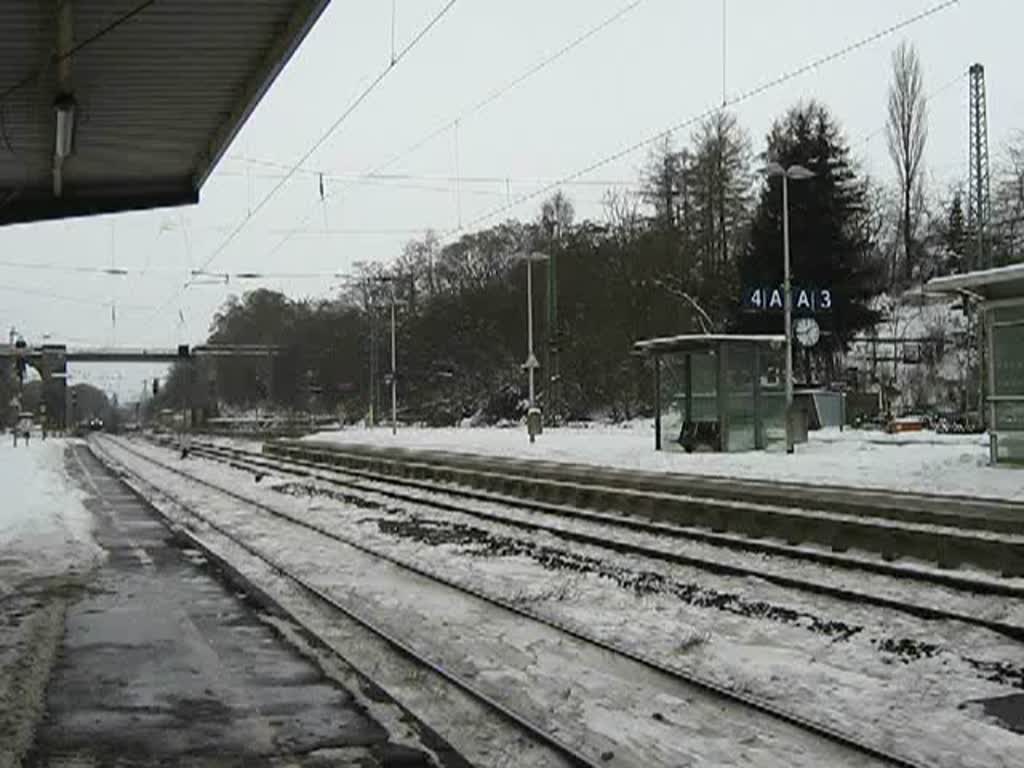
0 440 438 767
302 423 1023 502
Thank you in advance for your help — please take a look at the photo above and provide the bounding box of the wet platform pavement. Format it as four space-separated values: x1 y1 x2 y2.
28 445 438 768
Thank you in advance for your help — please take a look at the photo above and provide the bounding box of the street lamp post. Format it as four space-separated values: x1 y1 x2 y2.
527 256 536 408
388 278 397 436
372 275 401 436
516 251 549 443
762 162 815 454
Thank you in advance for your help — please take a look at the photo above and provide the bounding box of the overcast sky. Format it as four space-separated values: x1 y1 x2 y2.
2 0 1020 399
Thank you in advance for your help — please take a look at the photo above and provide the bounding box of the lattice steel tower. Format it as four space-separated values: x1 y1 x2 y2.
968 63 991 270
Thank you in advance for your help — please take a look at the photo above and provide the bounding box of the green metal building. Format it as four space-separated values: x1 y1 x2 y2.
928 264 1024 464
634 335 787 453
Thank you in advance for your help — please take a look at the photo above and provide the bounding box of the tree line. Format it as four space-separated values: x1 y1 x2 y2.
147 44 1023 425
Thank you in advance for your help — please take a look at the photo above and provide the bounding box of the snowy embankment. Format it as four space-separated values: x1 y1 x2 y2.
0 439 100 595
305 423 1023 501
0 439 101 768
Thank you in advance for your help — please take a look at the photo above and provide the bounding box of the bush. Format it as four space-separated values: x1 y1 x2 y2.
479 382 526 424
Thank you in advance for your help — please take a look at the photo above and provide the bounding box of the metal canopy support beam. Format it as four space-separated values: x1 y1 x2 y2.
0 187 199 226
193 0 332 188
53 0 74 198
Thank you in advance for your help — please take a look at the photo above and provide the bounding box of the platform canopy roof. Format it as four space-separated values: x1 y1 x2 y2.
926 263 1024 303
634 334 787 355
0 0 330 226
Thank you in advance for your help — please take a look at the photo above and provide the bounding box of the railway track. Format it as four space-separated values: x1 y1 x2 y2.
89 438 592 768
278 437 1024 535
97 434 926 768
174 436 1024 642
264 437 1024 579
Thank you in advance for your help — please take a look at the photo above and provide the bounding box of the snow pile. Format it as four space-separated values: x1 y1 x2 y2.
0 439 101 595
0 439 101 768
306 423 1023 501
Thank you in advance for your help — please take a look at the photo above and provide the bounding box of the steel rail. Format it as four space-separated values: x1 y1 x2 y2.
89 438 602 768
184 439 1024 641
110 435 930 768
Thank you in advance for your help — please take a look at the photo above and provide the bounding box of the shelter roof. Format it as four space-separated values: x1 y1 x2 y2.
634 334 787 355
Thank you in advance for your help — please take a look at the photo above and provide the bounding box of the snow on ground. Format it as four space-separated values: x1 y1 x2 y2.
108 436 1024 768
0 437 101 768
0 437 101 595
306 423 1024 501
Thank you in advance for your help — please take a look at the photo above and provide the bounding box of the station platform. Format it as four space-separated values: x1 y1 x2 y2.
19 444 437 768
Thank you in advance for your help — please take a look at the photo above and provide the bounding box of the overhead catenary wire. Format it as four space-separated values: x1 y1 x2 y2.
0 258 353 280
0 259 138 275
856 68 969 149
440 0 961 244
218 160 640 188
369 0 649 177
145 0 460 328
184 0 963 302
192 0 458 279
187 269 347 281
254 0 649 259
0 282 151 311
140 0 961 334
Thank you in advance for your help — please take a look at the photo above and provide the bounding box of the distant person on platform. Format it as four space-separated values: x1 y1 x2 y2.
12 417 31 447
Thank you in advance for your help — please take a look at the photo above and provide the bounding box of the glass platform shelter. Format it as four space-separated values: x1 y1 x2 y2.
927 264 1024 464
634 334 787 453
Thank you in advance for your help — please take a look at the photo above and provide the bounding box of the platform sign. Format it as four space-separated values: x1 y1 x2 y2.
743 286 833 314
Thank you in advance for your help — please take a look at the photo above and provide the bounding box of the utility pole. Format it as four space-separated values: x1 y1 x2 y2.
367 278 376 427
762 162 815 453
782 173 794 453
663 153 680 325
370 274 400 435
546 233 559 426
664 154 675 230
968 63 991 272
518 251 548 442
968 63 991 428
66 376 72 433
389 279 397 436
389 282 397 438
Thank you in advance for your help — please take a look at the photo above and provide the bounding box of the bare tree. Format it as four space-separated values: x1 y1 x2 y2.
687 111 752 279
640 136 682 230
540 189 575 243
993 132 1024 264
601 189 642 241
885 41 928 285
